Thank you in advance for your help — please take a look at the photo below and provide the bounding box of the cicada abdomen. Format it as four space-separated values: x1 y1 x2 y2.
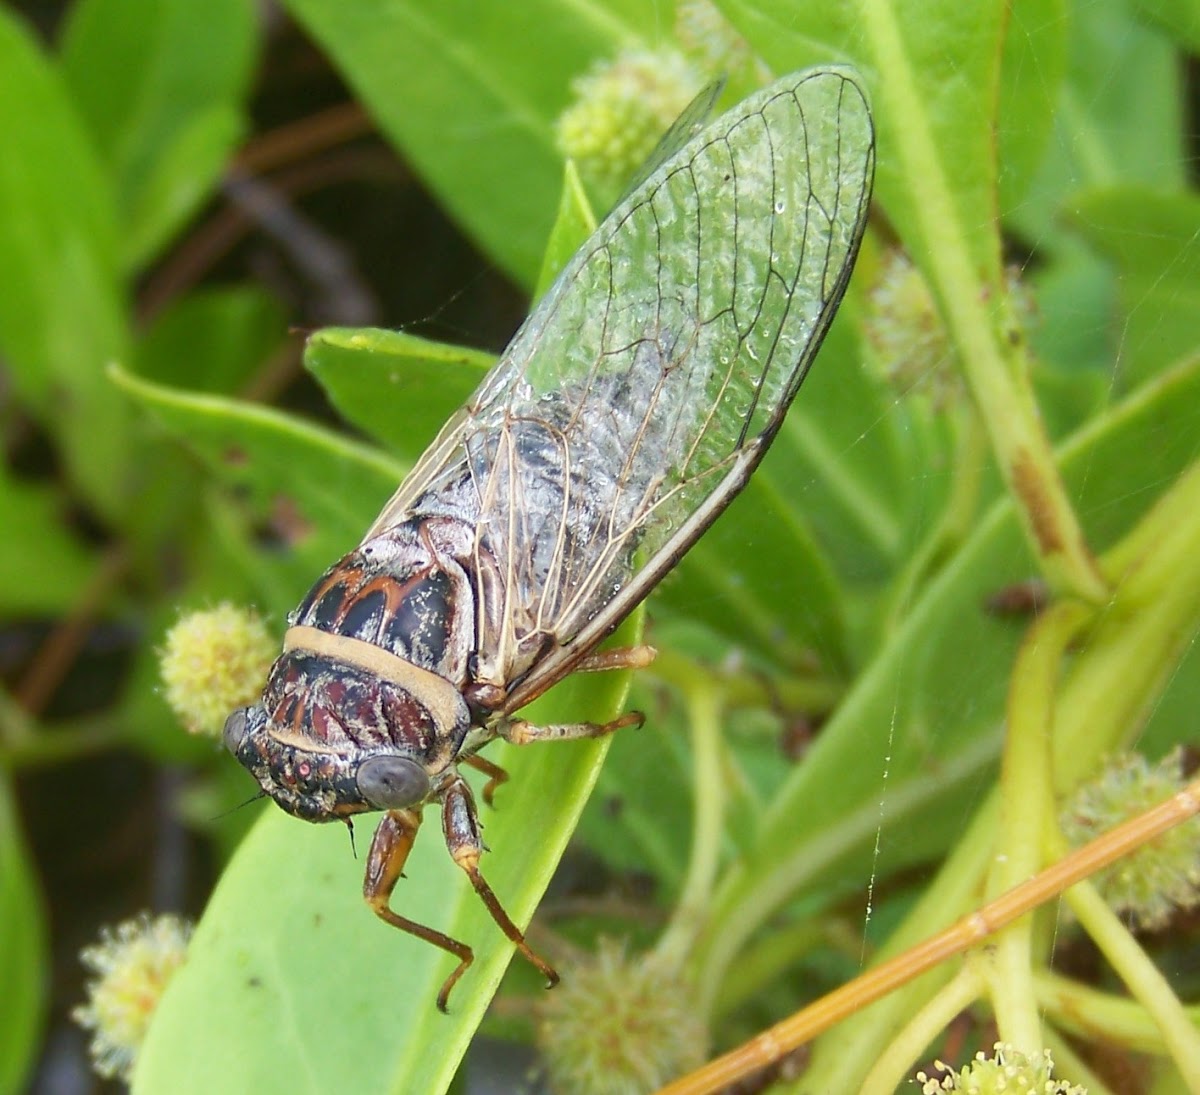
225 66 875 1010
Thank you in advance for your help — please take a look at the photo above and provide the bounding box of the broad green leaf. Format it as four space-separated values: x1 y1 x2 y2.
764 313 926 585
1029 236 1119 380
0 770 46 1095
1135 0 1200 51
123 288 286 556
115 106 245 268
0 469 97 615
1068 186 1200 387
654 467 850 674
694 349 1200 998
135 286 287 394
1012 1 1187 241
996 0 1069 215
134 615 641 1095
304 329 491 458
279 0 652 285
59 0 257 269
109 365 403 575
0 9 130 519
534 160 597 299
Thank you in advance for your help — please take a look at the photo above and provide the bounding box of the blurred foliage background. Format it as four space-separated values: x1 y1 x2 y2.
1 1 1198 1093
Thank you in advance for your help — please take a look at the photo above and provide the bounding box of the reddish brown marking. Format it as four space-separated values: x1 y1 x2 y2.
307 565 368 618
354 574 410 623
1010 448 1065 556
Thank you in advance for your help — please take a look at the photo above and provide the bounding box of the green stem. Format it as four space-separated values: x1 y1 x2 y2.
858 0 1108 603
0 691 123 767
986 601 1091 1051
859 963 983 1094
1036 970 1200 1054
793 795 996 1091
694 728 1001 1014
657 677 725 967
1052 458 1200 779
711 918 827 1019
1054 844 1200 1088
646 645 841 718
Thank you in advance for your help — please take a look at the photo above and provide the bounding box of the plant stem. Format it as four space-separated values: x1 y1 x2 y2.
859 963 982 1094
858 0 1108 603
1036 970 1200 1054
657 677 724 968
1055 846 1200 1087
986 601 1091 1051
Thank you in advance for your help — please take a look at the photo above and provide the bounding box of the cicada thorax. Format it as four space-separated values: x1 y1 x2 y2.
267 515 482 773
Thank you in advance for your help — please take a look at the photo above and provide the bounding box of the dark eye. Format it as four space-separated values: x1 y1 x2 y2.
223 706 256 756
356 755 431 810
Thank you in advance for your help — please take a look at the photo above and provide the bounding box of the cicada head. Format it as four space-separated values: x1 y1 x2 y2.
223 701 435 822
221 639 468 822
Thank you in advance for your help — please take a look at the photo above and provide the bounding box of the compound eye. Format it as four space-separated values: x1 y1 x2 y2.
356 755 431 811
223 706 256 756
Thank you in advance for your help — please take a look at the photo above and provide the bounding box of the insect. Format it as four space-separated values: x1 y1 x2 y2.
223 66 875 1011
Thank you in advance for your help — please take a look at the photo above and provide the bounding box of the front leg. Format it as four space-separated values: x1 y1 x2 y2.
363 809 475 1013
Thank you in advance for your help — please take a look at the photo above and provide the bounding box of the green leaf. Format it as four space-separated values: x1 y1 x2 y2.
304 329 491 458
134 616 641 1095
0 468 97 615
136 286 287 394
278 0 652 286
0 9 130 519
59 0 258 269
109 365 404 575
0 770 46 1095
534 160 597 299
996 0 1069 215
1012 2 1187 241
1068 186 1200 387
1134 0 1200 51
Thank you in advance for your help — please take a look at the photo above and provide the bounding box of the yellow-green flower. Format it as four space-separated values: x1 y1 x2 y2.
536 938 706 1095
675 0 768 87
1060 748 1200 930
556 49 702 212
864 250 1036 410
73 913 192 1081
159 603 275 736
916 1042 1085 1094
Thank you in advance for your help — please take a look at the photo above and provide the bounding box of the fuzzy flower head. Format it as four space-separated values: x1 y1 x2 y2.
865 251 1036 411
1060 748 1200 930
674 0 769 87
159 603 275 737
556 49 702 213
864 249 961 408
73 913 192 1081
916 1043 1086 1094
535 938 706 1095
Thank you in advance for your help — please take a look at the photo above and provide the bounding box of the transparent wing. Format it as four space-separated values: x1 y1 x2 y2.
617 76 725 201
364 67 875 711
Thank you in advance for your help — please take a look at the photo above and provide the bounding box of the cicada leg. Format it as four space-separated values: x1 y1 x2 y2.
461 753 509 807
571 644 657 673
442 776 559 994
364 808 475 1013
498 710 645 745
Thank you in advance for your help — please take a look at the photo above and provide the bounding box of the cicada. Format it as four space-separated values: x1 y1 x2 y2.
223 66 875 1010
